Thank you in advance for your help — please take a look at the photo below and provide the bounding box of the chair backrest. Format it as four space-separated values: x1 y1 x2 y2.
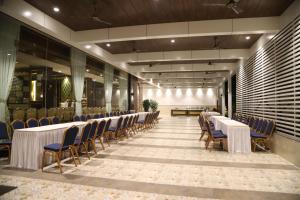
39 118 50 126
105 113 109 117
93 114 100 119
86 115 92 120
96 120 107 138
11 120 25 130
104 118 112 132
232 113 237 120
0 121 10 140
80 115 86 121
255 119 264 131
248 116 255 127
99 114 104 118
122 116 129 129
252 118 259 129
73 115 80 121
26 118 39 128
80 123 91 143
257 119 268 133
264 120 275 136
88 121 98 139
62 126 79 147
127 116 133 128
116 117 123 131
52 116 60 124
204 120 214 139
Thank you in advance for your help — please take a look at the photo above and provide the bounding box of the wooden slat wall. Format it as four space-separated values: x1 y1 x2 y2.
237 15 300 140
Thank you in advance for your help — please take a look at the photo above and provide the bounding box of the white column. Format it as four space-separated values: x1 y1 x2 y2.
221 83 226 116
228 74 232 118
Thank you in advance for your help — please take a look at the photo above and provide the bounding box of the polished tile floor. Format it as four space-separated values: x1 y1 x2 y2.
1 117 300 200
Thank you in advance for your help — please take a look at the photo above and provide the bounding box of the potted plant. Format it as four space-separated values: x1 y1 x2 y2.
143 99 150 112
150 100 158 112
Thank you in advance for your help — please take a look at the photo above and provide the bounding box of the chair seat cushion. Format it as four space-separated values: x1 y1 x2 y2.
0 139 12 145
44 143 67 152
251 131 267 138
137 120 144 124
212 130 227 138
74 138 81 145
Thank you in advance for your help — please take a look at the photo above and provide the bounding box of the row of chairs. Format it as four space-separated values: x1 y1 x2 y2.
42 111 160 173
198 113 276 151
10 117 60 130
73 111 132 122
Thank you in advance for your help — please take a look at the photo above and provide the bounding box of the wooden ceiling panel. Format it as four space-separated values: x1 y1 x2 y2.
98 34 261 54
24 0 294 31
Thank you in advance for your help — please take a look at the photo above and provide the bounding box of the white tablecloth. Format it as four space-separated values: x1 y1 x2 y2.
10 121 86 170
10 112 148 170
218 120 251 154
202 112 221 120
210 116 231 130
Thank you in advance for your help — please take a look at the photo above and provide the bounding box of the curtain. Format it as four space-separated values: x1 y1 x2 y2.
104 64 113 113
0 16 20 122
71 48 86 115
119 73 128 111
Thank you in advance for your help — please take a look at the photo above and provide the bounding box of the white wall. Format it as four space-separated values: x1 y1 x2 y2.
143 87 217 116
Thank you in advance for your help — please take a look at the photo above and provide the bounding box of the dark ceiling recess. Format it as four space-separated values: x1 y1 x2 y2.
24 0 294 31
128 59 239 66
98 34 262 54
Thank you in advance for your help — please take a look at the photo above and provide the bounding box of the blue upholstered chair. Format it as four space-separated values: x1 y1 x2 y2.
42 126 79 173
251 118 259 130
93 114 100 119
39 118 50 126
95 120 107 150
87 121 98 154
103 118 112 146
204 119 227 150
248 116 255 127
0 121 12 161
52 116 60 124
11 120 25 130
73 115 80 122
80 115 86 121
26 118 39 128
251 120 275 152
75 123 91 159
99 114 104 118
119 116 129 139
107 117 123 140
105 113 109 117
86 115 92 121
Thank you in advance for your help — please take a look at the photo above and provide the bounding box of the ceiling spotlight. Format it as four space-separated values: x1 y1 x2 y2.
171 39 175 43
85 45 92 49
53 7 60 12
7 53 11 56
86 69 90 72
58 70 62 73
23 11 32 17
245 36 251 40
106 43 111 47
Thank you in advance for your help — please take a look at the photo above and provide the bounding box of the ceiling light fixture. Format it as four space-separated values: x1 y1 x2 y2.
171 39 175 43
85 45 92 49
86 69 90 72
268 35 275 39
58 70 62 73
53 7 60 12
245 36 251 40
106 43 111 47
23 11 32 17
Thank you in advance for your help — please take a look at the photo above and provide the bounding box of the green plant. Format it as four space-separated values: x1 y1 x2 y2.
143 99 150 112
150 100 158 112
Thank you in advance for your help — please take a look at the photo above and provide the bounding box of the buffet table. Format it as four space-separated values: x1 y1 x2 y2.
10 112 147 170
171 109 204 116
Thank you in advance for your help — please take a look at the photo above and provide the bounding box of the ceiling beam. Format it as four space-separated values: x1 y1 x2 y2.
143 71 229 79
71 17 279 44
129 63 235 73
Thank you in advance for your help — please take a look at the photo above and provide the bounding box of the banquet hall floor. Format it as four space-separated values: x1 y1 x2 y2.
1 117 300 200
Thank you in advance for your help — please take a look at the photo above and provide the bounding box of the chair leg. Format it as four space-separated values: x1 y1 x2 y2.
91 140 97 154
199 131 205 141
42 150 46 172
55 152 63 173
104 133 110 147
99 137 105 150
205 137 211 149
7 145 11 162
82 143 90 160
69 148 77 167
73 146 81 164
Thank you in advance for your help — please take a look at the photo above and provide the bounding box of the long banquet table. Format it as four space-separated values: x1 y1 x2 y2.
10 112 147 170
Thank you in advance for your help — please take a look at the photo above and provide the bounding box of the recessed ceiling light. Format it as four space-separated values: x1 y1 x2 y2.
245 36 251 40
23 11 32 17
86 69 90 72
7 53 11 56
106 43 111 47
58 70 62 73
171 39 175 43
85 45 91 49
53 7 60 12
